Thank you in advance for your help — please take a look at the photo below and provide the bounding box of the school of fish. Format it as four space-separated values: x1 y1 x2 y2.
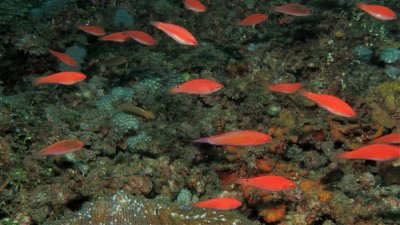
32 0 399 213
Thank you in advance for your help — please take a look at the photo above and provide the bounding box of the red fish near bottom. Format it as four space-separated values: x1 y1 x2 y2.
194 130 272 146
192 197 242 210
33 139 84 157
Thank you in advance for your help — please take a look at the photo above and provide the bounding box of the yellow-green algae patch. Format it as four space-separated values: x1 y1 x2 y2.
366 81 400 128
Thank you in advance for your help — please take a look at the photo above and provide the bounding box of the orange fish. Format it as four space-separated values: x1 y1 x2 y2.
236 175 296 191
370 133 400 144
49 49 77 67
238 14 268 26
356 3 397 20
34 71 86 85
194 130 272 146
300 91 356 118
33 139 84 157
124 30 157 46
99 32 129 42
171 79 223 95
192 197 242 210
336 144 400 161
184 0 207 12
151 21 197 46
266 82 303 94
272 3 311 16
77 25 106 36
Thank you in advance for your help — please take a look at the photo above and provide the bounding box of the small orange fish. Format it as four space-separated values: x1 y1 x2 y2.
272 3 311 16
336 144 400 161
300 91 356 118
124 30 156 46
33 139 84 157
34 71 86 85
99 32 129 42
356 3 397 20
184 0 207 12
266 82 303 94
194 130 272 146
49 49 78 67
238 14 268 26
171 79 223 95
77 25 106 36
370 133 400 144
236 175 296 191
151 21 197 46
192 197 242 210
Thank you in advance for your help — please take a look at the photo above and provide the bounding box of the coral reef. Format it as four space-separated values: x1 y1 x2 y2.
47 191 257 225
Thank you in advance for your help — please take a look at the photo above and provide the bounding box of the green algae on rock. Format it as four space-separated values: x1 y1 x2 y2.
48 191 257 225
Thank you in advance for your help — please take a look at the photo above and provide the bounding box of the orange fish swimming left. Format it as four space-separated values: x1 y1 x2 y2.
49 49 77 67
33 139 84 157
34 72 86 85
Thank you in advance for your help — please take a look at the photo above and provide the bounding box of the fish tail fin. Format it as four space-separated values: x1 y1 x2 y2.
234 178 246 185
150 21 160 27
297 89 307 96
193 137 209 144
356 3 365 10
170 87 179 93
31 151 43 159
335 152 348 160
33 77 42 86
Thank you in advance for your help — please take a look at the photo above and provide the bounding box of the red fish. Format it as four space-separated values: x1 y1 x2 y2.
151 21 197 46
238 14 268 26
356 3 397 20
171 79 223 94
371 133 400 144
77 25 106 36
33 139 84 157
272 3 311 16
184 0 207 12
34 72 86 85
99 32 129 42
236 175 296 191
194 130 272 146
124 30 157 46
336 144 400 161
266 82 303 94
300 91 356 118
49 49 77 67
192 197 242 210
